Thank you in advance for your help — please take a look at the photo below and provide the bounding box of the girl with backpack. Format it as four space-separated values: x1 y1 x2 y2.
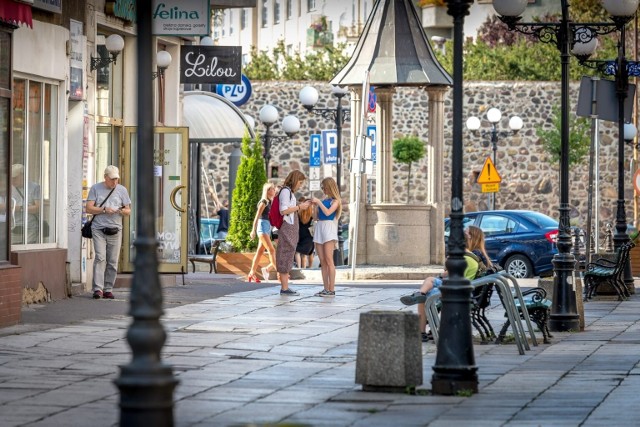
275 170 311 296
248 182 277 282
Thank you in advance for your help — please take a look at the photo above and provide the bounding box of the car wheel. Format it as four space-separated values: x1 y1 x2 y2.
504 255 533 278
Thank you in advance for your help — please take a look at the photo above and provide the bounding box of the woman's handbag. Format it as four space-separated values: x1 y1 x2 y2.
82 188 116 239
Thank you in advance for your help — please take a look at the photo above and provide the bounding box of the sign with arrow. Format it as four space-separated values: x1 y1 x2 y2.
477 156 501 193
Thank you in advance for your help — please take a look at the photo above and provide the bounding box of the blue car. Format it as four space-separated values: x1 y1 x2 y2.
445 210 559 278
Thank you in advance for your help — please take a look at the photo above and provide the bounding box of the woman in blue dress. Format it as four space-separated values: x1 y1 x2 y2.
310 177 342 297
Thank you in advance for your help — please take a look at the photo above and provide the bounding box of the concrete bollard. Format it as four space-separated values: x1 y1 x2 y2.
355 311 423 392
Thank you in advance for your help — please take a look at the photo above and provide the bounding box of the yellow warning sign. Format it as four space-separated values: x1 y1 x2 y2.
477 156 502 184
481 183 500 193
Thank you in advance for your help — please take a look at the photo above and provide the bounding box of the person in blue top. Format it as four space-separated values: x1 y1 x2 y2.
310 177 342 297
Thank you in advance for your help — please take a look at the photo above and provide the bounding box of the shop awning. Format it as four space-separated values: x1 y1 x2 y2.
0 0 32 28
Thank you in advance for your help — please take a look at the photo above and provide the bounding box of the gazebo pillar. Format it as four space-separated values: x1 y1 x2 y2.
375 87 395 204
427 86 448 264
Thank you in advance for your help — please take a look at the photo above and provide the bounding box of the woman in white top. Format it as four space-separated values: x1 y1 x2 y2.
275 170 311 296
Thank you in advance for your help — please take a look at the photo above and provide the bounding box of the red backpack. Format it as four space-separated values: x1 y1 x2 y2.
268 187 290 229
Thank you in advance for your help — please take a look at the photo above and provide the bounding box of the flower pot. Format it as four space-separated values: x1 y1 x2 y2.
421 5 452 29
216 252 269 277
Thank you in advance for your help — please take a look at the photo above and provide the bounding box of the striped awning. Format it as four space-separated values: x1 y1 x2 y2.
331 0 451 87
0 0 32 28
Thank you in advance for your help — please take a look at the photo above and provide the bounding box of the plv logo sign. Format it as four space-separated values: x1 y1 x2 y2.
216 74 252 106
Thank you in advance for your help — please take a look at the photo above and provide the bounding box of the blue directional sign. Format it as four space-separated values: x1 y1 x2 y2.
321 130 338 164
367 125 377 164
216 74 252 106
309 134 322 167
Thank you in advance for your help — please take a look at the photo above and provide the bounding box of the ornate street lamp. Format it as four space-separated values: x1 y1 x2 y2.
299 85 351 266
466 108 523 210
431 0 478 396
493 0 638 331
152 50 172 80
90 34 124 71
258 104 300 177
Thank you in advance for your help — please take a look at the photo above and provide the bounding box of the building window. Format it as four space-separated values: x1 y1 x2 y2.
11 79 58 245
274 0 281 24
262 1 268 27
286 0 292 19
228 10 234 35
0 29 11 261
307 0 316 12
241 9 247 30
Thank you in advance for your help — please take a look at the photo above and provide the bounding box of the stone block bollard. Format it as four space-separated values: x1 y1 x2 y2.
355 311 422 392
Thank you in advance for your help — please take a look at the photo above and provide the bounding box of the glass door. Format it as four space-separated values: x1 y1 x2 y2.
122 127 189 273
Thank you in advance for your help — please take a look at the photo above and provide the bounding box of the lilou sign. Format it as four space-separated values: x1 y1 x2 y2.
180 46 242 85
152 0 210 36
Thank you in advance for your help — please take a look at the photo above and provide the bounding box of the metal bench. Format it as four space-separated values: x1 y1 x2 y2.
188 239 224 273
495 286 553 344
425 273 539 355
583 241 635 301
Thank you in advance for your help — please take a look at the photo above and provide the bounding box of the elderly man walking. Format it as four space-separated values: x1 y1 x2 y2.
86 165 131 299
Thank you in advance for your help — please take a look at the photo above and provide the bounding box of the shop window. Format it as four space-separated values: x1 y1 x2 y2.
11 78 57 246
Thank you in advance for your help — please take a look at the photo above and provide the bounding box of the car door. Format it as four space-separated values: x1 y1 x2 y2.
476 213 518 263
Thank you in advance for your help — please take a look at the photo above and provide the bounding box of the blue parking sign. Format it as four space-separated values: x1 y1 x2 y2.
310 134 322 167
367 125 377 164
322 130 338 164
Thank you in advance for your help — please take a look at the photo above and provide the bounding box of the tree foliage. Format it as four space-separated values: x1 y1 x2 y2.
244 40 351 81
228 130 267 252
392 136 426 202
535 105 590 166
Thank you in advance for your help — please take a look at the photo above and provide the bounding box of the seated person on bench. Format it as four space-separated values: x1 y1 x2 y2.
400 226 488 341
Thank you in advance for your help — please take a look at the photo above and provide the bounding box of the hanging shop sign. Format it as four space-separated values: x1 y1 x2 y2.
152 0 210 36
216 74 252 106
33 0 61 14
180 46 242 84
69 19 84 101
106 0 136 22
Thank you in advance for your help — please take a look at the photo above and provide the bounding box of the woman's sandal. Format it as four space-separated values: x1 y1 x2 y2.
248 273 261 283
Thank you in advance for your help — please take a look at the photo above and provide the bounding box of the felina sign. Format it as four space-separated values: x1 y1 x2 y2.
152 0 210 36
180 46 242 85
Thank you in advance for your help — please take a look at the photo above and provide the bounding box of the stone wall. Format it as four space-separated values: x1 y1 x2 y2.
201 81 632 230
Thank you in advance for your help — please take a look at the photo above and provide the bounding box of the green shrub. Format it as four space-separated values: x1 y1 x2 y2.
227 130 267 252
392 135 426 202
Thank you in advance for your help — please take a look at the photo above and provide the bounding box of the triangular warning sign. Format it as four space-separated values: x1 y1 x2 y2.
477 156 502 184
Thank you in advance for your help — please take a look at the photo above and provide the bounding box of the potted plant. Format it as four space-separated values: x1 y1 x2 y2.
217 130 270 275
392 135 425 202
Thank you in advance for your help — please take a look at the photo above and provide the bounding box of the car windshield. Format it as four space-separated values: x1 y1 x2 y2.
519 211 558 228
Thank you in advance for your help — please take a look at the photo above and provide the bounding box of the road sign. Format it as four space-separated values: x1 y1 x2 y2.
322 130 338 164
367 125 377 164
481 183 500 193
634 169 640 194
309 134 322 167
308 167 320 180
477 156 502 184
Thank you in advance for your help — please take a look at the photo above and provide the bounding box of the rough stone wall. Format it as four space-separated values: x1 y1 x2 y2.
202 81 633 230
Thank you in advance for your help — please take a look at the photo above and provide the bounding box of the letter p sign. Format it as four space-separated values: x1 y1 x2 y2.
322 130 338 165
310 134 322 167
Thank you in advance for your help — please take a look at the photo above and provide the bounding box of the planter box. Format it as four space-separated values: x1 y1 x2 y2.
421 6 452 29
216 252 269 278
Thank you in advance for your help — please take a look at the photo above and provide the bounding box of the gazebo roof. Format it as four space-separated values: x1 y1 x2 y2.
331 0 452 87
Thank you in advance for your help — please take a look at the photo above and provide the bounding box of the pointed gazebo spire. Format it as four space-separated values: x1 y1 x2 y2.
331 0 452 87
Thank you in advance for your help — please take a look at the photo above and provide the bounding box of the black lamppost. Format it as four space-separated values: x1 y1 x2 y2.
432 0 478 396
493 0 638 331
115 0 177 424
258 104 300 177
299 85 351 266
466 108 523 210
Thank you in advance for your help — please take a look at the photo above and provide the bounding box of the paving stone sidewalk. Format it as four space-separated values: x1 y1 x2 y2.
0 281 639 426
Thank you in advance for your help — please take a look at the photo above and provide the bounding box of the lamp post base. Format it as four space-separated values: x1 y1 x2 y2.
549 254 580 332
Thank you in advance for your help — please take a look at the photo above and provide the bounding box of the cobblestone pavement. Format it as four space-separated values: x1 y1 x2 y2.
0 271 638 426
